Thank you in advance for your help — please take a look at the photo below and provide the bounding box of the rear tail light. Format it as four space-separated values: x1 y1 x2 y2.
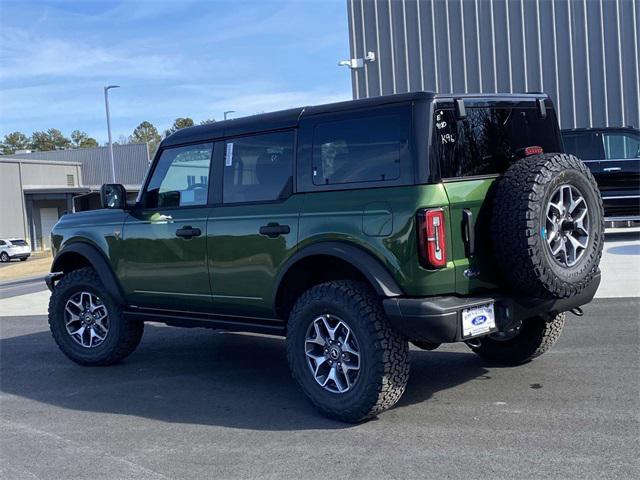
417 209 447 269
524 145 544 156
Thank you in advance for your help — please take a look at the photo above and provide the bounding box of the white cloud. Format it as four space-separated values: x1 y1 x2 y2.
0 27 179 80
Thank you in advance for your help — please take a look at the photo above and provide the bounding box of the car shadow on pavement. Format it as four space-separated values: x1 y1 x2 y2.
0 321 489 430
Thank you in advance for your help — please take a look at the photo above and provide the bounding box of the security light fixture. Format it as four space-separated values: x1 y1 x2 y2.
338 51 376 69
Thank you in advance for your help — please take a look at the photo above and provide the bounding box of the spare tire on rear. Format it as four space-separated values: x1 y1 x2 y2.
491 153 604 298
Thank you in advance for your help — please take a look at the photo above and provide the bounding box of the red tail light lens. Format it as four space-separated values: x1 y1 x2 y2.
418 209 447 269
524 145 544 156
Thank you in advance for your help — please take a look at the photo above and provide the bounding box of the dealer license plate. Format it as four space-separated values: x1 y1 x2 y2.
462 303 496 338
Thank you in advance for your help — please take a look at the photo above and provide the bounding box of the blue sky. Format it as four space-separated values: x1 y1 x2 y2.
0 0 352 144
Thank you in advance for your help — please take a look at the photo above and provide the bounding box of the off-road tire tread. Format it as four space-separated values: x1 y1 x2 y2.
286 280 409 423
492 153 604 298
470 313 565 365
48 267 143 366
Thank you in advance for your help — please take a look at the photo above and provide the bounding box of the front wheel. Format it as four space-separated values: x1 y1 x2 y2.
48 267 144 366
0 252 9 262
286 281 410 423
467 313 565 365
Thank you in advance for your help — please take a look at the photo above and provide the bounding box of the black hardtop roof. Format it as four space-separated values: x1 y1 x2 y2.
161 91 549 147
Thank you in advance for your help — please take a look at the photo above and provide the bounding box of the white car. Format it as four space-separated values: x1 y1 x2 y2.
0 239 31 262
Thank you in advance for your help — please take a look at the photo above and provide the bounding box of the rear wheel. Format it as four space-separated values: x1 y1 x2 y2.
286 280 409 422
467 313 565 365
20 257 28 261
48 267 143 366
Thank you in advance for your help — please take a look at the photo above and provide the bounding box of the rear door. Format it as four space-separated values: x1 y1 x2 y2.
207 130 301 319
432 101 564 294
561 130 604 189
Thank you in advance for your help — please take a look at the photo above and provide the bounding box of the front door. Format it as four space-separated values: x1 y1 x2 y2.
120 142 215 311
207 130 300 318
596 129 640 217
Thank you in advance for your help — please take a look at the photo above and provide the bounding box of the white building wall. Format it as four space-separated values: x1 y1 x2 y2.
20 162 82 189
0 161 28 239
0 158 84 245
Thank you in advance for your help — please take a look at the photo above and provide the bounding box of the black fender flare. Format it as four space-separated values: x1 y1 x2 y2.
273 241 404 305
51 242 126 305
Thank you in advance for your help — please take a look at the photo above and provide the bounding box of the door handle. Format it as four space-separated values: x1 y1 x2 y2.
462 209 475 257
175 226 202 239
259 223 290 238
603 167 622 172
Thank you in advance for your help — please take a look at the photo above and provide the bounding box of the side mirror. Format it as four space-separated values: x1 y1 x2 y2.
100 184 127 209
158 190 181 208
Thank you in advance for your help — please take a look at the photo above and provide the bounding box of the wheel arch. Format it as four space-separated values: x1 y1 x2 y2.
51 242 125 305
273 242 403 320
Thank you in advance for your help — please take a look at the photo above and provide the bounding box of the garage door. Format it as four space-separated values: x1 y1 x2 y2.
40 207 59 250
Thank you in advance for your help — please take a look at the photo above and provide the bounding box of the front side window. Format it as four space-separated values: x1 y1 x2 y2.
223 131 294 203
603 132 640 160
433 106 563 178
144 143 213 208
312 114 403 185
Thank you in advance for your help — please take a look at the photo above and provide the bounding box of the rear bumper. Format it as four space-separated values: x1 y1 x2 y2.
383 272 601 344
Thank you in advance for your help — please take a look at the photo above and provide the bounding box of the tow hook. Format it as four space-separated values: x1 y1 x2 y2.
45 272 64 292
411 341 441 351
465 338 482 348
570 307 584 317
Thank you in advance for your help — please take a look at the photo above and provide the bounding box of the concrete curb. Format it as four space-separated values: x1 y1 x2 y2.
0 275 47 288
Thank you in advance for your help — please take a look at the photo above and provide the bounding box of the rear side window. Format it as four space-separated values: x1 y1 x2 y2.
312 114 403 185
223 131 294 204
11 240 27 246
562 132 605 160
433 106 563 178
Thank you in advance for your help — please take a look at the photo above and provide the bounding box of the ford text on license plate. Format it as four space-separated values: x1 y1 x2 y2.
462 303 496 338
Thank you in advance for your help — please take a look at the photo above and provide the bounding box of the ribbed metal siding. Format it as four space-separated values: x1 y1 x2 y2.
347 0 640 129
12 143 150 188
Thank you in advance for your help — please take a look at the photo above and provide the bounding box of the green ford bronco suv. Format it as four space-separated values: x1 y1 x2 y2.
46 92 603 422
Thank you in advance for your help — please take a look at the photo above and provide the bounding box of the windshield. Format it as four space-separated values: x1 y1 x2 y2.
432 105 563 179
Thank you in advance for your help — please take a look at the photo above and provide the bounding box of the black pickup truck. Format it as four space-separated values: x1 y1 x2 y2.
562 127 640 223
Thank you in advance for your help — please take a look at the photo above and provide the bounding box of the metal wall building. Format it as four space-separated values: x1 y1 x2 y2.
13 143 150 189
346 0 640 129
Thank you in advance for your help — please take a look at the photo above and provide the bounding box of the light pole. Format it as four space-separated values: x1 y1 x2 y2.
223 110 235 120
104 85 120 183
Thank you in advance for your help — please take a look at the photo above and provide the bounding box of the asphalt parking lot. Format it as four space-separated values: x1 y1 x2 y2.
1 230 639 479
1 297 638 480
